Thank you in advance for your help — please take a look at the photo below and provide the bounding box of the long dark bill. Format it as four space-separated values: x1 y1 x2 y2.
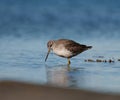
45 48 51 62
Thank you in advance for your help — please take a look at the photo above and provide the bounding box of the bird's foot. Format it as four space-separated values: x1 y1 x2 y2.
67 58 71 65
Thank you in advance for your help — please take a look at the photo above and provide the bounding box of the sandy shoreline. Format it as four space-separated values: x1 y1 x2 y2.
0 81 120 100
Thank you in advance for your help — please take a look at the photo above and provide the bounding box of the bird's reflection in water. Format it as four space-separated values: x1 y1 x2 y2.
45 64 84 88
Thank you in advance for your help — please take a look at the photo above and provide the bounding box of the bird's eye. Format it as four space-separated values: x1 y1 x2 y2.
50 44 52 47
47 41 52 48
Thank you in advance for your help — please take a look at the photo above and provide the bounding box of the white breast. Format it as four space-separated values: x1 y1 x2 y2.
52 44 72 58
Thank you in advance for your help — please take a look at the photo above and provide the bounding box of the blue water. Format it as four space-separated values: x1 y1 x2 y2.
0 0 120 94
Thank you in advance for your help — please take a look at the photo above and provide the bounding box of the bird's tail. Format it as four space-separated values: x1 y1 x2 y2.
87 46 92 49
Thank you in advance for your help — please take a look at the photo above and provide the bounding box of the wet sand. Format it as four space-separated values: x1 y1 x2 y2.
0 81 120 100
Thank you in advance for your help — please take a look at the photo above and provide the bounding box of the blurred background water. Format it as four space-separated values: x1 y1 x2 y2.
0 0 120 93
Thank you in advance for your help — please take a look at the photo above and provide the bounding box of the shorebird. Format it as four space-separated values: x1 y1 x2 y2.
45 39 92 65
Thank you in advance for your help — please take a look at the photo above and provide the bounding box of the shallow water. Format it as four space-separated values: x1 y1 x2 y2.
0 38 120 94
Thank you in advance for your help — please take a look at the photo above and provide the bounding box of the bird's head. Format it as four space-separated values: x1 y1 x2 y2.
45 40 55 62
47 40 54 49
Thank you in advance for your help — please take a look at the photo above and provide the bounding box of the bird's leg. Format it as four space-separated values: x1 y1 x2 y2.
67 58 71 71
67 58 71 65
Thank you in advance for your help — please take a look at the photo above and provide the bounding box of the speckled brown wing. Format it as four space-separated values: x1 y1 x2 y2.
64 40 89 54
